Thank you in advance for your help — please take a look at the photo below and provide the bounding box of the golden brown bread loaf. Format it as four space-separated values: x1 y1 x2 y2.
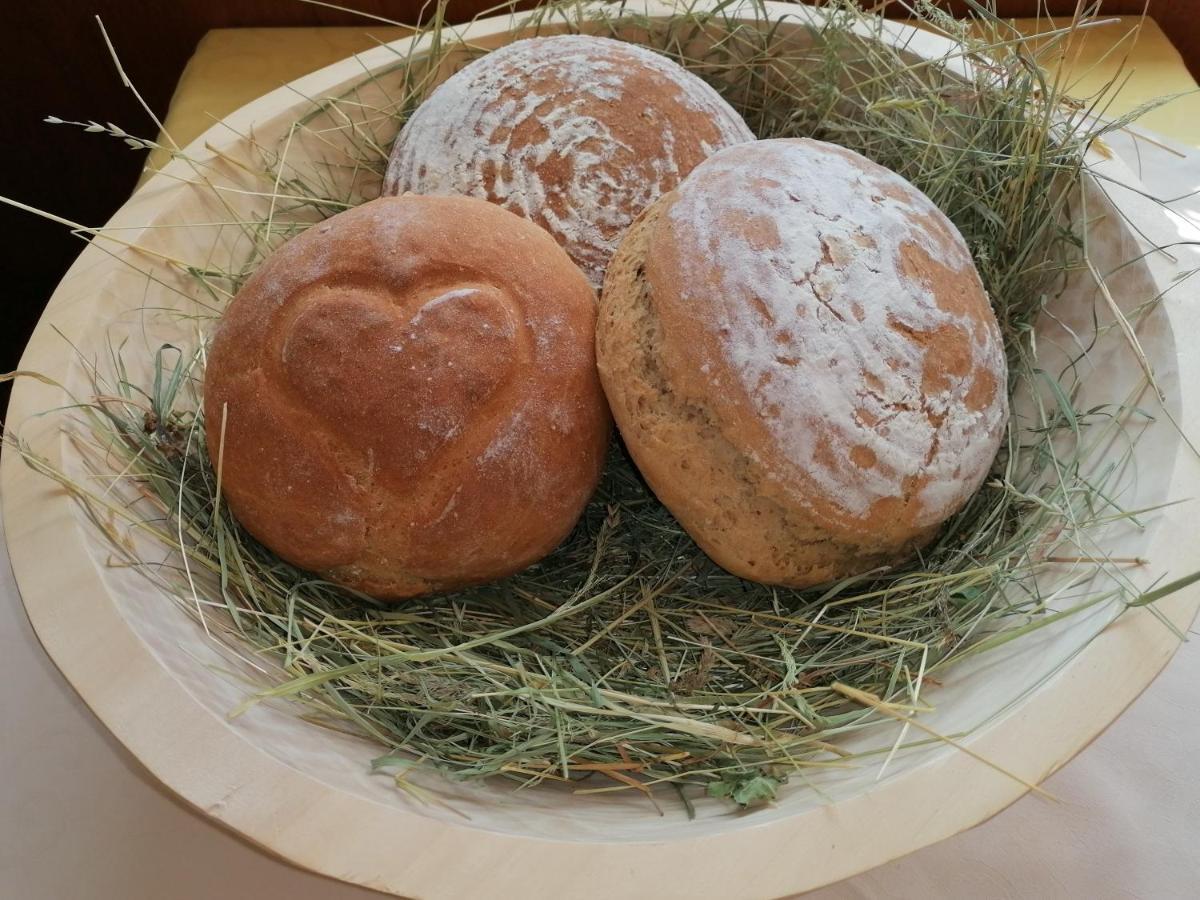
597 139 1008 587
383 34 754 287
204 195 609 599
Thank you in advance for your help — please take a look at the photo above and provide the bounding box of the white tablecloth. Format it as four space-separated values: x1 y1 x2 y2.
3 127 1199 900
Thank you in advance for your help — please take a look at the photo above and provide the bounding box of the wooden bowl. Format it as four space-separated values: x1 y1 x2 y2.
4 3 1199 897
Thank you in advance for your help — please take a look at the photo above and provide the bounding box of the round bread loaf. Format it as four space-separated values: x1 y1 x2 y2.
597 138 1008 587
383 34 754 287
204 195 609 599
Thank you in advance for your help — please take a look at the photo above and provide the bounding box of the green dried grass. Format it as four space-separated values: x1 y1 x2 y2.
4 0 1197 810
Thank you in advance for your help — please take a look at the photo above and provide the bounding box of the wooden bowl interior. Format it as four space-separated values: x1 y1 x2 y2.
39 11 1181 842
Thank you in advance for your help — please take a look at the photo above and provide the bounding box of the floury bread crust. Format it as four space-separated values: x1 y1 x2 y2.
383 34 754 287
597 139 1009 587
204 195 610 599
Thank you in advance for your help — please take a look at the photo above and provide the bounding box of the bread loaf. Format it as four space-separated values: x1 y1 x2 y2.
597 138 1008 587
383 34 754 287
204 194 610 599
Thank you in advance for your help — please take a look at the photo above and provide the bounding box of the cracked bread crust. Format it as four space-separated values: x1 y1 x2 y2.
597 141 1008 587
382 35 754 288
597 203 909 585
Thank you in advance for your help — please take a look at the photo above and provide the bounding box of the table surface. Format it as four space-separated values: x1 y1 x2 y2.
6 15 1200 900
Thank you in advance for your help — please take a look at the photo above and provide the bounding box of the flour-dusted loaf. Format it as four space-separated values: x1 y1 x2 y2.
204 195 609 599
383 34 754 287
597 139 1009 587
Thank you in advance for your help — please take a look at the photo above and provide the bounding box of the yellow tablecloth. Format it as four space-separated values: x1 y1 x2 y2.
146 15 1198 178
969 16 1199 144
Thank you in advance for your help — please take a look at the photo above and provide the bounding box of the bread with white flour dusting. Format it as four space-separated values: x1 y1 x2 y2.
204 195 609 599
597 138 1008 586
383 34 754 287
